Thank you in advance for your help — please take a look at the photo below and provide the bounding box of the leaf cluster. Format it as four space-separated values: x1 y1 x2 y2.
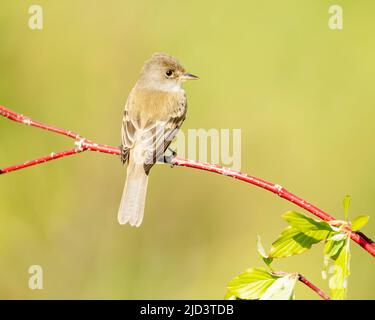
226 196 369 300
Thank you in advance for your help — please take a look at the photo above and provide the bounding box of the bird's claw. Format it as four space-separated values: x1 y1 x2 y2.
163 155 175 167
158 148 177 167
168 147 177 157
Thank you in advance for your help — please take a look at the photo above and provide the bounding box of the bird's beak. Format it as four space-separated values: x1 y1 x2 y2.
180 73 199 80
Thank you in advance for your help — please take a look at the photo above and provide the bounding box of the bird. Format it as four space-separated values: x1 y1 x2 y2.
118 52 198 227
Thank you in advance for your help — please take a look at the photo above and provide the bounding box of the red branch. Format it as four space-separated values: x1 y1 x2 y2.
1 105 374 258
298 274 330 300
273 271 330 300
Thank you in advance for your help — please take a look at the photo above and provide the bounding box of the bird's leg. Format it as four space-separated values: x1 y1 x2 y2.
167 147 177 157
158 147 177 166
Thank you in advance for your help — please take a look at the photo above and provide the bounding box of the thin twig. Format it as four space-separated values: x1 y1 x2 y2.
1 105 374 258
272 271 330 300
298 274 330 300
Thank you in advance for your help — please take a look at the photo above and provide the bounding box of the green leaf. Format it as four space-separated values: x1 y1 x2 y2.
328 238 351 300
227 268 278 300
322 255 329 280
269 226 330 258
282 211 332 232
343 195 351 221
257 235 273 266
324 237 346 260
256 235 268 258
224 291 236 300
260 273 298 300
269 211 333 258
351 215 369 231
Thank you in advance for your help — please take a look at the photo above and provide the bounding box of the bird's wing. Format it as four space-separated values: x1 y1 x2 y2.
143 94 187 174
121 95 138 164
122 89 187 171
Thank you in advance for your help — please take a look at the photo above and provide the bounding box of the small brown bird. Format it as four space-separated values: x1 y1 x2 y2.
118 53 198 226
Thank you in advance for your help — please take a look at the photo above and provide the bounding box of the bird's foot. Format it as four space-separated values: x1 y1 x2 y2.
167 147 177 157
163 155 174 166
158 148 177 167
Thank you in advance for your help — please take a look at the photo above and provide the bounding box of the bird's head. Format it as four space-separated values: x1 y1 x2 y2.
139 52 198 91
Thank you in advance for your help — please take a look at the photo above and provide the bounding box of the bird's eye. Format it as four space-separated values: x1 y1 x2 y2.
165 70 173 77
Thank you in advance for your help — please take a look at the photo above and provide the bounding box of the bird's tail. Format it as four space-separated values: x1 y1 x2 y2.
118 161 149 227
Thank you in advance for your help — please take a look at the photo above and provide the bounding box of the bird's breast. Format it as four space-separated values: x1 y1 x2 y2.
130 89 186 125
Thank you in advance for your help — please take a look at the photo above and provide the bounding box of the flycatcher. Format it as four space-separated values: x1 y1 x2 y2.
118 53 198 227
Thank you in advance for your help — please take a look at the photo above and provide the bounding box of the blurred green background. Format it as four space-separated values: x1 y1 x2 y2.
0 0 374 299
